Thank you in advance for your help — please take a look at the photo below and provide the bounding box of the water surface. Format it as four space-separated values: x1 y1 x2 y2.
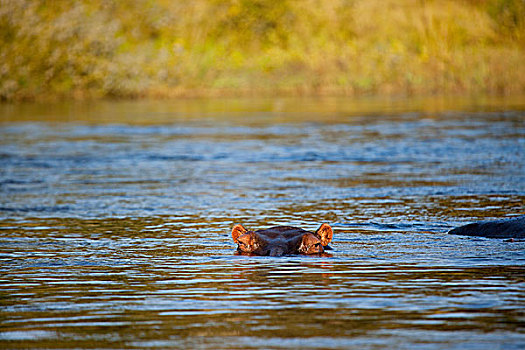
1 97 524 349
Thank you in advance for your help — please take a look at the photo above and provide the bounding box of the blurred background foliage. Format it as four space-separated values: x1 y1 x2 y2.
0 0 524 101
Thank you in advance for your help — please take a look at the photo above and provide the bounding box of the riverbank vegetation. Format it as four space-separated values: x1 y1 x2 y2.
1 0 524 101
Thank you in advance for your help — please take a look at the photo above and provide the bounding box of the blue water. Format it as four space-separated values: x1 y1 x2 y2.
1 98 524 349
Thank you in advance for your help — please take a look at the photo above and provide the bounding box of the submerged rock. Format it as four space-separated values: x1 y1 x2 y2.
448 216 525 239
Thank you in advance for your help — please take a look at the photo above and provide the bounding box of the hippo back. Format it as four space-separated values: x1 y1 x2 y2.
448 216 525 239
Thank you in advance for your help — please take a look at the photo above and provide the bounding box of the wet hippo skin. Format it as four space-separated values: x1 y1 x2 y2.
232 223 334 256
448 216 525 239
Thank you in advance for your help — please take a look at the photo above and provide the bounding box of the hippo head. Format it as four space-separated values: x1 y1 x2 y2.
232 223 333 256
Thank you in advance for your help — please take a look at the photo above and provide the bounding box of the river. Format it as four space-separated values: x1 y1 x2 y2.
1 96 524 349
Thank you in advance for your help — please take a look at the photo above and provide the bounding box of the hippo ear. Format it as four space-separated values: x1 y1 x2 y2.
315 223 333 246
232 224 248 243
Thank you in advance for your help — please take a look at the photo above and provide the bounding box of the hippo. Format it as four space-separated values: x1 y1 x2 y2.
232 223 334 256
448 215 525 239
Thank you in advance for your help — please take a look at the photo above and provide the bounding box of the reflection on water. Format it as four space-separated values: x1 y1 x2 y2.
1 97 524 349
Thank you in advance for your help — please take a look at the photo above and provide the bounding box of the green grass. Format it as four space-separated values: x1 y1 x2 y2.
1 0 524 101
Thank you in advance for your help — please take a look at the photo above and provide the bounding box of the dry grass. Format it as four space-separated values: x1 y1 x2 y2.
1 0 524 101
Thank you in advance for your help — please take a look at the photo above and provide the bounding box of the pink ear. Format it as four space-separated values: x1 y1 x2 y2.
232 224 248 243
315 223 333 246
